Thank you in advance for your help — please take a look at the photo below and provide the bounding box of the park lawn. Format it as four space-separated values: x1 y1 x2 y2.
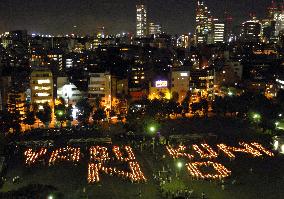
1 115 284 199
2 145 284 199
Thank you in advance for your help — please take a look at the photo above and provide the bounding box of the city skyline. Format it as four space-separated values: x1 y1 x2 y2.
2 1 284 199
0 0 272 35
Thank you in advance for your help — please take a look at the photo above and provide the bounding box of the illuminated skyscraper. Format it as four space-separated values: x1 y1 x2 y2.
213 21 225 43
96 26 105 38
241 18 262 42
268 0 279 20
261 0 281 41
195 1 213 44
136 4 147 38
149 23 161 35
275 12 284 36
224 11 233 42
272 2 284 36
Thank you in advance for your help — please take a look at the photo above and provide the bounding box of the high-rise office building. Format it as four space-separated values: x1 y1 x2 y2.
260 0 281 41
149 23 161 35
268 0 279 20
224 11 233 42
96 26 105 38
274 11 284 36
0 76 11 111
241 18 262 42
262 18 277 42
195 1 213 44
213 21 225 43
136 4 147 38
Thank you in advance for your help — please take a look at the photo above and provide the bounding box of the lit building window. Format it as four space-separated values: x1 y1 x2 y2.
37 93 50 97
38 79 51 84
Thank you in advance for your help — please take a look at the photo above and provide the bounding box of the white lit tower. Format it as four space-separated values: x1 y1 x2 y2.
224 11 233 42
223 0 233 42
273 1 284 37
136 4 147 38
241 17 262 42
195 1 213 44
212 19 225 43
268 0 279 20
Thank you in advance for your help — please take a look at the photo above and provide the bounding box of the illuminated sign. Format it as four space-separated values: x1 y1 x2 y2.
155 80 168 88
180 73 188 77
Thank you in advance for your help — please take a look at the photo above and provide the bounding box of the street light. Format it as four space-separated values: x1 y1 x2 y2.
176 161 183 177
147 124 158 153
251 112 261 122
250 112 261 127
57 110 64 116
275 122 280 129
251 112 261 123
177 161 183 169
47 195 54 199
149 126 156 133
253 113 260 120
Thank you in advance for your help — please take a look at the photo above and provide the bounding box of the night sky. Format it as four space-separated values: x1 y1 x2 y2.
0 0 272 35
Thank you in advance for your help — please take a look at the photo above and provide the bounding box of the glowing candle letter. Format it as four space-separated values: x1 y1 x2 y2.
166 145 194 159
186 161 231 179
24 148 47 165
192 144 218 159
48 146 80 165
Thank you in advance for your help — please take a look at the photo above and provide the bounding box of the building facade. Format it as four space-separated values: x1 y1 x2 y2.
136 4 147 38
149 23 161 35
171 70 190 102
30 69 54 109
213 22 225 43
189 69 215 100
241 19 262 42
148 80 171 100
0 76 11 110
177 34 191 48
88 73 112 109
57 77 83 105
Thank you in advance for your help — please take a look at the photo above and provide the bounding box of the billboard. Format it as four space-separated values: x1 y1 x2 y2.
155 80 168 88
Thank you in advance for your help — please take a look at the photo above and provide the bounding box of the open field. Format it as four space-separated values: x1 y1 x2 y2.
1 117 283 199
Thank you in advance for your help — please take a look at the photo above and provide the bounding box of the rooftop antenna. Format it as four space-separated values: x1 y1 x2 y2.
249 0 256 19
280 0 284 12
7 0 13 31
